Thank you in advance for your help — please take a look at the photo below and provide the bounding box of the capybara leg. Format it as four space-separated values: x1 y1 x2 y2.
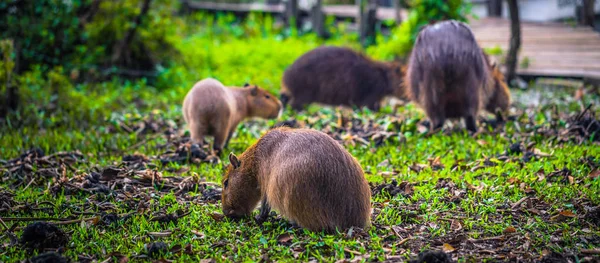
280 93 291 108
290 101 304 111
255 197 271 225
465 115 477 132
425 107 445 132
495 109 505 123
367 101 381 112
223 129 235 149
189 122 206 145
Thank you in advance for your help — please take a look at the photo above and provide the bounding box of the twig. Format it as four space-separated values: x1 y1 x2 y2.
397 237 411 246
22 178 35 191
511 197 529 209
581 248 600 255
0 217 9 230
468 235 505 243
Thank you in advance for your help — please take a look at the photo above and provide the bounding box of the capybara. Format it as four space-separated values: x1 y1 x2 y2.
221 127 372 233
404 20 511 132
182 78 283 154
281 46 406 111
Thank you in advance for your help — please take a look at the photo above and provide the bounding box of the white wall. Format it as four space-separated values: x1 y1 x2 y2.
471 0 600 22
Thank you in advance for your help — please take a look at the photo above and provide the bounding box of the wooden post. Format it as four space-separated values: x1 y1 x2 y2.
286 0 299 30
359 0 377 46
505 0 521 84
576 0 596 27
487 0 502 17
392 0 401 24
311 0 329 38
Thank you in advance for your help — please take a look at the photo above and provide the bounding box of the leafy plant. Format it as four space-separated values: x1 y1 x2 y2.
367 0 473 60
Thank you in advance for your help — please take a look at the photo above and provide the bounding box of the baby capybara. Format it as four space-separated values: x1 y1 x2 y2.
221 127 372 233
281 46 406 111
182 78 282 154
405 20 511 132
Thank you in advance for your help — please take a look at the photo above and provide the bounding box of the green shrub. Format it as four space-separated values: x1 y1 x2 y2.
367 0 473 60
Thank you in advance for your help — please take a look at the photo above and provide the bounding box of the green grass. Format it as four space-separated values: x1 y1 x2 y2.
1 15 600 263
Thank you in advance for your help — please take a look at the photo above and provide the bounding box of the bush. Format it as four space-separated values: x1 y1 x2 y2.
367 0 473 60
0 0 182 77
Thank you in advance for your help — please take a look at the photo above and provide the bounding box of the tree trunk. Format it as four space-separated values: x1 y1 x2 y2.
111 0 153 65
286 0 299 30
392 0 401 24
505 0 521 84
311 0 329 38
487 0 502 17
576 0 595 27
359 0 377 46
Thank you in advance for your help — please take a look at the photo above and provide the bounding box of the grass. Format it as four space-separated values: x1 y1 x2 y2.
1 14 600 263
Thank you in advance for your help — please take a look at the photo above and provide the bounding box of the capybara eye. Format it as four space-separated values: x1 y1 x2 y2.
265 95 270 99
223 179 229 189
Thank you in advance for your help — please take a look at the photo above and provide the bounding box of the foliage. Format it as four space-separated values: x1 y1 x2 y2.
1 10 600 263
368 0 473 60
0 0 182 75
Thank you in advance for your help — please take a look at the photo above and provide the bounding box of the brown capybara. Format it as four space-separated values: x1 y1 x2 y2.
182 78 283 154
221 127 372 233
281 46 406 111
405 20 511 132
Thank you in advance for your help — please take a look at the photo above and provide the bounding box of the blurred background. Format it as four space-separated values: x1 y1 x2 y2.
0 0 599 130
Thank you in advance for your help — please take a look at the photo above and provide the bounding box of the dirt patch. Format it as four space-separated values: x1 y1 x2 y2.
146 242 169 258
408 250 453 263
27 252 69 263
371 179 413 197
20 222 69 250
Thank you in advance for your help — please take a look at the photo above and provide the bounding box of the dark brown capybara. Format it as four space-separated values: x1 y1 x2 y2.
182 78 283 154
221 127 372 233
281 46 406 111
404 20 511 132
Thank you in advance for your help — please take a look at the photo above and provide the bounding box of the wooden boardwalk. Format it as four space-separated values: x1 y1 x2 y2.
185 1 600 81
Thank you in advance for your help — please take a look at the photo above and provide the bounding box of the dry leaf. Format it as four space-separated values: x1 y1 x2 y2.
148 231 172 237
503 226 517 234
209 213 225 222
589 169 600 179
442 243 456 253
574 87 585 100
559 210 576 217
277 233 293 244
533 148 552 157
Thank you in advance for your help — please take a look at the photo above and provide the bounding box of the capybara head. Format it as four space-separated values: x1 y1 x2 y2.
243 83 283 119
388 62 408 100
485 62 511 118
221 152 261 219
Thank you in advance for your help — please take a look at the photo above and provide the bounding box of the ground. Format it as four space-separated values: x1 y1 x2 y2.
1 82 599 262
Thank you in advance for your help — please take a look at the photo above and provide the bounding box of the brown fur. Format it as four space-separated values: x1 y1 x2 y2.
182 78 282 153
404 20 511 132
281 46 407 111
221 128 372 233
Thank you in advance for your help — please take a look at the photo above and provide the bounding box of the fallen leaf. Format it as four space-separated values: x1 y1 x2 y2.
277 233 293 245
442 243 455 253
503 226 517 234
574 87 585 100
148 231 172 237
209 213 225 222
559 210 576 218
533 148 552 157
589 169 600 179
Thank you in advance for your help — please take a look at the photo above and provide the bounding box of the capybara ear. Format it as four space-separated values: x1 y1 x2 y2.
229 153 241 168
250 86 258 96
244 83 250 87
